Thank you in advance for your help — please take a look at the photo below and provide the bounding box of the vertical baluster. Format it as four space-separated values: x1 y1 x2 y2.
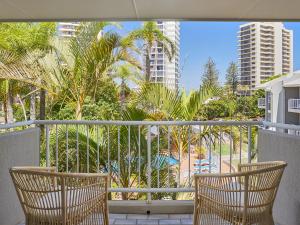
167 126 171 188
108 126 110 180
188 126 191 187
178 126 181 188
229 126 233 173
127 126 130 185
86 124 89 173
76 124 79 173
66 124 68 172
46 125 50 167
118 126 121 186
147 125 151 201
247 126 252 163
55 124 58 171
208 126 212 173
157 125 160 188
138 125 141 188
239 125 242 164
199 125 202 174
97 125 100 172
219 126 222 173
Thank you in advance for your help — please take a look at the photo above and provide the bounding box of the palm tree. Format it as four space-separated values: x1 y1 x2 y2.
129 22 176 82
0 22 56 122
110 64 143 110
133 84 217 153
0 49 33 123
52 22 141 120
49 108 173 200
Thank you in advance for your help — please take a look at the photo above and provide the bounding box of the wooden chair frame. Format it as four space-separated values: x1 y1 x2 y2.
193 161 287 225
10 166 109 225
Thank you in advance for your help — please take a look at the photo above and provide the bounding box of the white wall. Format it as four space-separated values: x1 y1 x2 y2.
258 129 300 225
0 128 40 225
271 82 285 123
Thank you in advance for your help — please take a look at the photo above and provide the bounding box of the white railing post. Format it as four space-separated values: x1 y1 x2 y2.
45 126 50 167
247 125 252 163
147 125 152 202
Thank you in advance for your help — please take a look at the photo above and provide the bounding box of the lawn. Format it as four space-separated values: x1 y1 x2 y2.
213 142 249 156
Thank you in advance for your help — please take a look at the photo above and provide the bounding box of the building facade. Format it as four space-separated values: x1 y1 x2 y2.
238 22 293 95
57 22 80 37
147 21 180 91
257 71 300 127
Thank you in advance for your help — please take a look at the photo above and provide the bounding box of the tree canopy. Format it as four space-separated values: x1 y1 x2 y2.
201 57 219 88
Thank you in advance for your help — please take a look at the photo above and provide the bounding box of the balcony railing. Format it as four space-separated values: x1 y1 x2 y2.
2 120 300 200
288 99 300 113
0 120 262 200
257 98 266 109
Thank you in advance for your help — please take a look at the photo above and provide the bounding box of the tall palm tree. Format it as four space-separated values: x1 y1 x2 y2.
52 22 141 120
0 49 33 123
129 22 176 82
133 84 217 153
0 22 56 122
110 64 142 110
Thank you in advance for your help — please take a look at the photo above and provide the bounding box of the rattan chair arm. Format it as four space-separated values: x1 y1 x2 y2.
238 161 287 172
195 161 287 179
11 166 56 172
10 167 108 179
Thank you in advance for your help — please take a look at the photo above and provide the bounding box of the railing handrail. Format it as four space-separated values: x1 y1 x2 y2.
33 120 262 126
263 121 300 130
4 120 300 137
0 120 34 129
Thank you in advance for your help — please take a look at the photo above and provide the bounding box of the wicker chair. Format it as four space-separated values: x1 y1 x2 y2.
193 161 287 225
10 166 109 225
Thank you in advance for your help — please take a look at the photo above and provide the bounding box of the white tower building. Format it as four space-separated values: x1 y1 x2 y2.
238 22 293 95
57 22 80 37
148 21 180 91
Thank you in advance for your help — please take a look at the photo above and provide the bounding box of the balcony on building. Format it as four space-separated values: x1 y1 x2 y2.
288 99 300 113
258 98 266 108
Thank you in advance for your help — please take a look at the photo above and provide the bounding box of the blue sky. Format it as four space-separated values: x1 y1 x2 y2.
112 22 300 91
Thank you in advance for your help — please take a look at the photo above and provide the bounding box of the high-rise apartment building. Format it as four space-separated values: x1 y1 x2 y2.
57 22 80 37
238 22 293 94
147 21 180 90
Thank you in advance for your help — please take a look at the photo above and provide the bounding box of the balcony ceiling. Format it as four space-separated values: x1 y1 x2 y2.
0 0 300 21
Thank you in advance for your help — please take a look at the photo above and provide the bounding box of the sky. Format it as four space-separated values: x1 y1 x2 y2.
111 22 300 92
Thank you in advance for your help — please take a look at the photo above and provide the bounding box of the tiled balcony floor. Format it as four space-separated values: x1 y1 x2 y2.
18 214 280 225
18 214 193 225
110 214 193 225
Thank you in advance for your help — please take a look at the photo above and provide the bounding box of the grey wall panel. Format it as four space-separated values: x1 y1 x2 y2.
0 128 40 225
258 129 300 225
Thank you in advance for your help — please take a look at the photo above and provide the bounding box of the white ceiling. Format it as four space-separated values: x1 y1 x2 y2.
0 0 300 21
